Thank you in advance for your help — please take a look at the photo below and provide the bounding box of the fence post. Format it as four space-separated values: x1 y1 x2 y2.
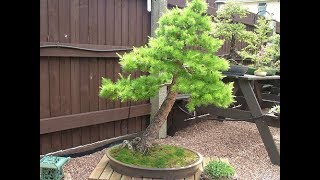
150 0 168 139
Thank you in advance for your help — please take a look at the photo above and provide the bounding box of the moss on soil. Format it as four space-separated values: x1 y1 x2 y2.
109 144 198 168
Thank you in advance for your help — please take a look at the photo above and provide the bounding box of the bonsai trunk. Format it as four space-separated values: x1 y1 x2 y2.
136 77 178 153
229 34 237 61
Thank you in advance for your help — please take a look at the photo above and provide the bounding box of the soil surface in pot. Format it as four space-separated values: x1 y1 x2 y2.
109 144 198 168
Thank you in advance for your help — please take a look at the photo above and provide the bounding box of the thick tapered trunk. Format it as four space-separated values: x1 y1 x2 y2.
136 78 178 153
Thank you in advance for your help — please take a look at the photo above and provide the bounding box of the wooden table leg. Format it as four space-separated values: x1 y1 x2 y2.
238 79 280 165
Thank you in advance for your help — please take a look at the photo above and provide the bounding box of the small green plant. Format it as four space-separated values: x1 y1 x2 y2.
204 160 235 179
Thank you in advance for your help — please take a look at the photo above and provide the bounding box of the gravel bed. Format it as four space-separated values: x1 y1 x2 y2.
63 119 279 180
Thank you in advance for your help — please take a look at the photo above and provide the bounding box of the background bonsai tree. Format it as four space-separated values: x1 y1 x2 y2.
211 0 250 64
99 0 234 153
238 16 279 71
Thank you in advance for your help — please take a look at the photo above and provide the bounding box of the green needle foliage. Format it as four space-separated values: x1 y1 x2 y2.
99 0 234 112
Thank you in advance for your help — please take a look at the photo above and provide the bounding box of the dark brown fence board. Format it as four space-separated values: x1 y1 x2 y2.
98 0 106 45
48 0 59 41
136 0 143 46
70 0 80 43
81 126 91 145
106 0 115 45
79 0 89 43
128 118 136 134
107 122 115 138
60 58 72 115
135 117 142 132
89 0 98 44
61 129 73 150
51 131 62 152
40 104 151 134
128 0 137 46
113 60 121 108
40 134 52 154
59 0 70 43
49 58 61 117
121 119 128 135
40 0 48 41
122 0 129 46
80 59 90 113
115 0 122 45
40 58 50 118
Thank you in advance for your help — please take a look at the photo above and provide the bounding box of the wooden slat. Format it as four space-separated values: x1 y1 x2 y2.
121 119 128 136
49 58 61 117
136 0 143 47
98 59 107 110
99 164 114 180
197 105 253 119
40 104 151 134
70 0 80 43
79 0 89 43
114 0 122 46
142 0 150 45
107 122 115 139
98 0 106 45
58 0 70 43
122 0 129 46
60 58 71 115
89 59 100 142
109 170 122 180
48 0 59 41
89 0 98 44
40 58 50 118
131 178 142 180
115 121 122 137
128 0 137 46
128 118 136 134
61 129 73 150
51 131 62 152
40 0 48 41
80 59 90 113
40 134 52 154
106 0 115 45
70 58 82 147
89 155 109 180
135 116 142 132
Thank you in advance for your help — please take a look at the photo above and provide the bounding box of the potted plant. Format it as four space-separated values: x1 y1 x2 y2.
254 67 267 77
202 160 236 180
99 0 234 178
211 0 250 76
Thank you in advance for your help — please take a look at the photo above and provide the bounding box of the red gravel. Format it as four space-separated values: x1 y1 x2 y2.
63 119 280 180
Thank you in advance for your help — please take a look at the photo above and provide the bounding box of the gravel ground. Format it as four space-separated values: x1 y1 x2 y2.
63 119 280 180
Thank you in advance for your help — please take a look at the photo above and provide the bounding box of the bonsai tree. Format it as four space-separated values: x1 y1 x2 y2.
211 0 250 64
238 16 278 70
99 0 234 153
265 33 280 72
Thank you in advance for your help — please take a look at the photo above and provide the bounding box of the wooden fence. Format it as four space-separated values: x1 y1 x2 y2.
40 0 280 154
40 0 151 154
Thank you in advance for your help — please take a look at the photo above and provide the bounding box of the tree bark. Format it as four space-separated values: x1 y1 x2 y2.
136 77 178 153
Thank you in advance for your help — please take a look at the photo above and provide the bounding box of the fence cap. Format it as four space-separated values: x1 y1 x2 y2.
40 155 71 169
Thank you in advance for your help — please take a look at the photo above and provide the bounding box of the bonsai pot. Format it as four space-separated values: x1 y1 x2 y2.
254 70 267 77
222 65 248 76
246 67 256 75
106 145 204 179
266 68 277 76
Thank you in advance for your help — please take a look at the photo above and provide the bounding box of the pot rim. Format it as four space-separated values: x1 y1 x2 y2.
106 144 204 171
